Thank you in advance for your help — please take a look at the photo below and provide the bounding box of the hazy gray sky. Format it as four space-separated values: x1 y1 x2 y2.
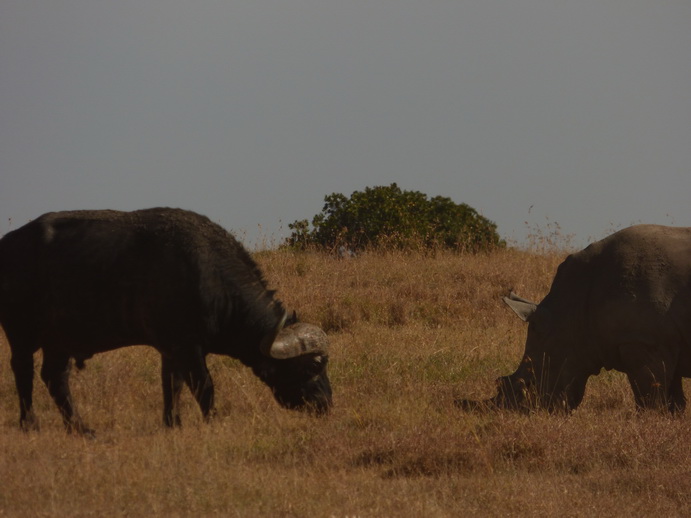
2 1 689 248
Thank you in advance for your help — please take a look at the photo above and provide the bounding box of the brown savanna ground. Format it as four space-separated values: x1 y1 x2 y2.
0 243 689 516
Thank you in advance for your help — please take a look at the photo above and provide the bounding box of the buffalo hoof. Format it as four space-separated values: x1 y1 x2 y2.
203 408 219 423
66 421 96 439
163 415 183 428
20 413 40 432
454 398 494 412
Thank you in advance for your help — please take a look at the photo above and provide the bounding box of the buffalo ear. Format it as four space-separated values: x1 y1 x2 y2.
285 310 299 326
503 292 537 322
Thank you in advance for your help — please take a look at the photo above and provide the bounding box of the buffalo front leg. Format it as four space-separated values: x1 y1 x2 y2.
175 347 216 422
10 350 38 431
40 351 93 436
161 356 185 427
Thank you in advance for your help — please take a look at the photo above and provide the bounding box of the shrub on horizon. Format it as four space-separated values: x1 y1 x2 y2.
286 183 504 253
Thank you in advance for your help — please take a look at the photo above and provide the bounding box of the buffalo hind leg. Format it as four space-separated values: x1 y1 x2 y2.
161 356 184 427
10 350 39 431
40 351 94 436
625 364 678 412
668 373 686 414
621 343 680 413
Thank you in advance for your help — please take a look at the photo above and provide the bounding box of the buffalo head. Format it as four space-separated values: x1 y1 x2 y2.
255 316 332 415
458 292 588 413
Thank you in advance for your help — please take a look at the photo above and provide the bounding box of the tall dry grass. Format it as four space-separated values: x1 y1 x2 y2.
0 245 689 516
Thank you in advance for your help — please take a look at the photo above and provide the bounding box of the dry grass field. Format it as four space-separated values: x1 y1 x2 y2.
0 244 689 516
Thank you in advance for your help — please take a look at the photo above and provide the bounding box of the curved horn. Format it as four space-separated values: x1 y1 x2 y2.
506 291 535 304
268 323 329 360
503 293 537 322
259 310 288 357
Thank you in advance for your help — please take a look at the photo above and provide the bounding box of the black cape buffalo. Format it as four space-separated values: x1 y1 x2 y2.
0 208 332 434
458 224 691 413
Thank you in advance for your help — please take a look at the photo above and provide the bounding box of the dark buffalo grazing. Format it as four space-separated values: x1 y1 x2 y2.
458 224 691 413
0 208 332 435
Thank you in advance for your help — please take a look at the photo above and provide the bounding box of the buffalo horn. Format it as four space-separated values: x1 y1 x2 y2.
268 323 329 360
259 310 288 357
503 292 538 322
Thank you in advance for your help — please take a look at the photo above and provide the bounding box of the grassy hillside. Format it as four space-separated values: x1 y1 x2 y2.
0 246 689 516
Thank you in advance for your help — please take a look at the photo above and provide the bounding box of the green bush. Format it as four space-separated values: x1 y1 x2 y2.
286 183 503 252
